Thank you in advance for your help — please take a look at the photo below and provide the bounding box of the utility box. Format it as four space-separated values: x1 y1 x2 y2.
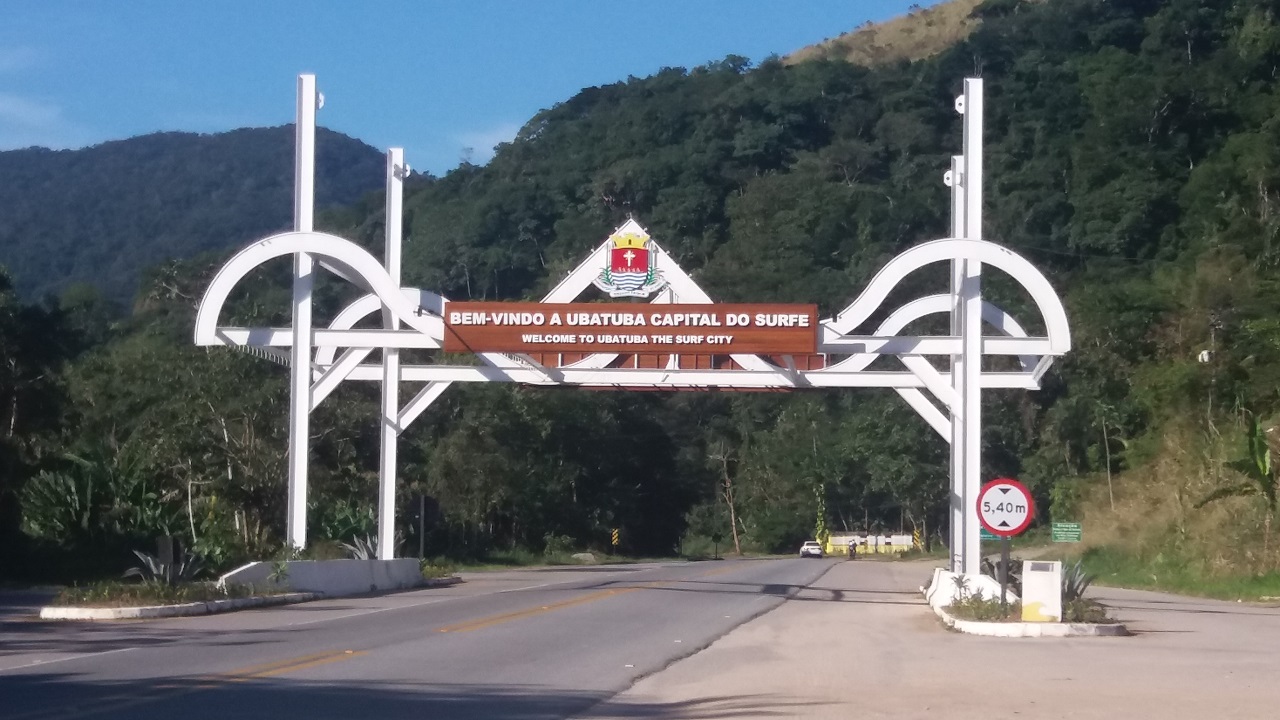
1021 560 1063 622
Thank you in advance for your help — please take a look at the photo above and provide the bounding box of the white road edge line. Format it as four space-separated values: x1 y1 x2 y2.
0 646 137 673
283 598 451 627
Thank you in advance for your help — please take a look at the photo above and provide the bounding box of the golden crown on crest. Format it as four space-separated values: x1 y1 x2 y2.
610 232 647 250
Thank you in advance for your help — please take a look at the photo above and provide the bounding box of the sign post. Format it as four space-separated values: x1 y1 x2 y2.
977 478 1036 608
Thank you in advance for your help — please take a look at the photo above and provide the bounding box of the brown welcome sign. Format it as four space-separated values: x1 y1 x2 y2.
443 302 818 355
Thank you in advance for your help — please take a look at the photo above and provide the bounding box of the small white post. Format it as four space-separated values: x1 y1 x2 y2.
287 74 318 551
377 148 406 560
960 78 984 577
947 154 966 573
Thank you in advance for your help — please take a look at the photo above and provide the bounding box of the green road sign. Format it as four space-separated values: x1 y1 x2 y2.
980 528 997 541
1052 522 1082 542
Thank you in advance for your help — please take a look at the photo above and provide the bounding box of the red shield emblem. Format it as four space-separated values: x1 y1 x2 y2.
611 246 649 274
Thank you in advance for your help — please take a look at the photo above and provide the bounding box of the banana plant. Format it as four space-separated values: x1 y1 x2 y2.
1197 413 1279 554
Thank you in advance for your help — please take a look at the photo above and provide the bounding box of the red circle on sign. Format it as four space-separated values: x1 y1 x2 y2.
976 477 1035 537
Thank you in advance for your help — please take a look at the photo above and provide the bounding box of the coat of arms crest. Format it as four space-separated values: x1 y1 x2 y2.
593 224 667 298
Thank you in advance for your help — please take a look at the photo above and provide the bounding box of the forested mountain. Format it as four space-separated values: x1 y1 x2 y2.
0 127 385 304
5 0 1280 584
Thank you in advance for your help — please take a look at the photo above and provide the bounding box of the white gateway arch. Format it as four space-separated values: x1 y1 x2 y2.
194 76 1069 579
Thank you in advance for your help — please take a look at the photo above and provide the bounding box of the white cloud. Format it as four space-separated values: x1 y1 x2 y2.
453 121 522 163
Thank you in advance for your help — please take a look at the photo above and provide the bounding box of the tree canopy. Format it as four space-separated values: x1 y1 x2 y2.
7 0 1280 576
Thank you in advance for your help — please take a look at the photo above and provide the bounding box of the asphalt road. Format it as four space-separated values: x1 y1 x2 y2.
0 557 835 720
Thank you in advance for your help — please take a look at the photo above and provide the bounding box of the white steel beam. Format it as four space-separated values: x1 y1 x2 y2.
311 347 375 409
378 147 406 560
948 154 966 573
286 73 318 551
818 335 1050 355
896 388 950 440
961 77 985 577
335 365 1039 389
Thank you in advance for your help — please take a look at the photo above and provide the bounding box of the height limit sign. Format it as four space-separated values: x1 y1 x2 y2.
977 478 1035 537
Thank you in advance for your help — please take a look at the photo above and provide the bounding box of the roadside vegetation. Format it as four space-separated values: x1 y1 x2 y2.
1068 419 1280 601
5 0 1280 603
52 581 273 608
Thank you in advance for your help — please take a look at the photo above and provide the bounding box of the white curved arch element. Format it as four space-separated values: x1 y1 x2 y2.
311 289 529 409
193 231 440 345
314 288 447 367
826 238 1070 354
821 294 1037 375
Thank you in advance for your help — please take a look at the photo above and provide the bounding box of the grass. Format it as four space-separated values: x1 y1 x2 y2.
52 580 285 608
1061 419 1280 602
1081 545 1280 601
786 0 984 67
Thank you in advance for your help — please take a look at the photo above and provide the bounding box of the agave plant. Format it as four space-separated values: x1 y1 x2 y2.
341 534 378 560
124 548 204 586
980 556 1023 596
1062 560 1096 602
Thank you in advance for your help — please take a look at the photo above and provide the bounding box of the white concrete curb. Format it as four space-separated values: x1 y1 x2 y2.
421 576 462 587
930 601 1129 637
39 575 463 621
39 592 321 621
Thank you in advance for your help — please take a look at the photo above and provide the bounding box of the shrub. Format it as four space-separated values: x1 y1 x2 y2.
420 558 456 579
948 594 1021 621
124 548 204 587
542 533 575 558
1063 559 1096 601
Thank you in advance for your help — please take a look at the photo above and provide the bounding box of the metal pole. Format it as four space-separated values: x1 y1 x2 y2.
418 493 426 559
377 148 406 560
1000 535 1010 610
286 74 317 551
961 78 985 577
947 154 966 573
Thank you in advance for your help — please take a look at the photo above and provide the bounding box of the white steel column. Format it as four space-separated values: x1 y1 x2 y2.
377 148 406 560
960 78 984 576
287 74 318 550
947 154 966 573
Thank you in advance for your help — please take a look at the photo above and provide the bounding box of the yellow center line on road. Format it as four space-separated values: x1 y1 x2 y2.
434 563 754 634
12 565 755 719
221 649 366 681
436 587 640 633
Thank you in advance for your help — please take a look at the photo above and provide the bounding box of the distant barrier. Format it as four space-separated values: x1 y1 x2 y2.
827 534 915 555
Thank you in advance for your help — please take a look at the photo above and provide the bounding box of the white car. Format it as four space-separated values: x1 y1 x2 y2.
799 541 824 558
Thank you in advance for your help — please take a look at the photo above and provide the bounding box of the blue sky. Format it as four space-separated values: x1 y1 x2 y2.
0 1 945 176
